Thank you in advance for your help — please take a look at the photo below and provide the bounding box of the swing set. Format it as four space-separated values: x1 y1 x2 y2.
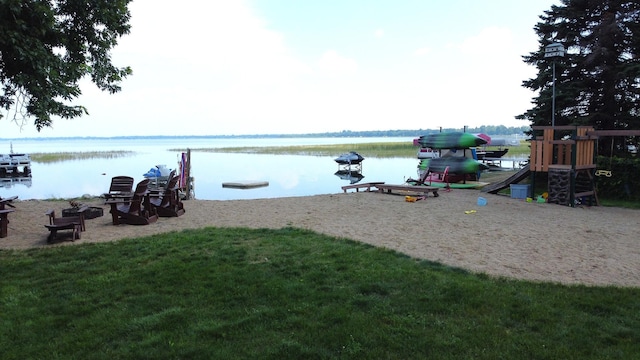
588 130 640 178
528 126 639 206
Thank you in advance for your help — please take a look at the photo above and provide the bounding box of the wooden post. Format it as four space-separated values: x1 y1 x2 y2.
185 148 193 200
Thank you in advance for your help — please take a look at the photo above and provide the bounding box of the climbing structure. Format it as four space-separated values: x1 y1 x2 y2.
529 126 598 206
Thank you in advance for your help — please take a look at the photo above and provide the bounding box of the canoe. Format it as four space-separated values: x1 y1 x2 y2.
418 157 489 174
417 132 488 149
334 151 364 165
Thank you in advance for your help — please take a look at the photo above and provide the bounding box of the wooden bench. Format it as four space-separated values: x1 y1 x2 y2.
44 206 88 243
375 184 440 197
341 182 385 193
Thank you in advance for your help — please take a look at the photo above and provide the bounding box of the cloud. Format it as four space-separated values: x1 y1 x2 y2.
374 29 385 38
414 47 431 56
316 50 359 76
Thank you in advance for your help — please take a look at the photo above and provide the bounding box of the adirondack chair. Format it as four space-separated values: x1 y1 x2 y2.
103 176 135 202
0 196 17 238
149 174 185 217
44 206 89 243
106 179 158 225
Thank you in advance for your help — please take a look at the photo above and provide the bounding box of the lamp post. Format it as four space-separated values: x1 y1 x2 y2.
544 42 565 127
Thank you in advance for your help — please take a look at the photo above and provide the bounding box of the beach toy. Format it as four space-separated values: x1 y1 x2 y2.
526 197 533 203
464 210 476 214
537 196 546 203
477 197 487 206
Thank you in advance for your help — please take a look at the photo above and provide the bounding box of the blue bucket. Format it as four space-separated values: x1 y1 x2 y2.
477 197 487 206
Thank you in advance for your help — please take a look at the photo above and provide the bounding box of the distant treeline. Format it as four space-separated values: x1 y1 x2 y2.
309 125 529 138
4 125 530 141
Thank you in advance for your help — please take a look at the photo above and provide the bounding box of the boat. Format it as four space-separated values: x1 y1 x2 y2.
475 148 509 160
0 153 32 177
417 147 440 159
416 132 488 149
334 151 364 165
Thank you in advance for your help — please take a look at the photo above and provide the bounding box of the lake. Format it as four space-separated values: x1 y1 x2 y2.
1 137 422 200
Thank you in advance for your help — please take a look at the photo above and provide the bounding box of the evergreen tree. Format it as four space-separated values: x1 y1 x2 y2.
0 0 133 131
518 0 640 130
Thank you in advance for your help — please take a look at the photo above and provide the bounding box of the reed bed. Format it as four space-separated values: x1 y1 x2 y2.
187 141 530 159
30 150 135 163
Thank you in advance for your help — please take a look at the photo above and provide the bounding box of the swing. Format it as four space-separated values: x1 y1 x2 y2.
595 138 614 177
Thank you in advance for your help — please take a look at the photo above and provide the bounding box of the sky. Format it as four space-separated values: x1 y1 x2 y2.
1 0 559 139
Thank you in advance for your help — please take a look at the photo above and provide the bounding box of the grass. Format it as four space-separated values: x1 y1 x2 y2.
30 151 135 163
1 227 638 359
182 141 532 159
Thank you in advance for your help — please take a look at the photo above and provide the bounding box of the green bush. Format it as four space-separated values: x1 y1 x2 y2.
595 156 640 201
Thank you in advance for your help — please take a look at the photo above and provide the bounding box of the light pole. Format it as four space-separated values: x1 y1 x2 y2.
544 42 565 127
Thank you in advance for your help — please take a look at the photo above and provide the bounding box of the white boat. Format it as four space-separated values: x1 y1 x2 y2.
0 153 31 177
417 147 440 159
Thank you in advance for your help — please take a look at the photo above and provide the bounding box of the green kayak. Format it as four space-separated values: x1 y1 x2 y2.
418 132 487 149
419 157 489 174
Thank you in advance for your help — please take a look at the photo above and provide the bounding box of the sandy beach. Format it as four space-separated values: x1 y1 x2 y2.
2 189 639 287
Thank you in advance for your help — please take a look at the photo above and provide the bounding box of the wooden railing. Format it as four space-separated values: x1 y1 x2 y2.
529 126 596 172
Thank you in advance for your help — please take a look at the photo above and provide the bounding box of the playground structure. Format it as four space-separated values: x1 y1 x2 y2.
484 125 640 207
529 126 598 206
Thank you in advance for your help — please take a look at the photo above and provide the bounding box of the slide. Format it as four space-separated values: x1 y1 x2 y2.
481 164 531 194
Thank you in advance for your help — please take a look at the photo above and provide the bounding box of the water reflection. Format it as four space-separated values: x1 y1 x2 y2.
334 170 365 184
0 137 418 200
0 177 32 189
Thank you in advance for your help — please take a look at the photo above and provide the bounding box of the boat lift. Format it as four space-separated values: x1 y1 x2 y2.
0 153 32 177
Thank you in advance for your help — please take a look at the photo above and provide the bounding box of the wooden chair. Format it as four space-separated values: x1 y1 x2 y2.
149 175 185 217
0 196 17 238
106 179 158 225
0 195 17 208
44 206 88 243
103 176 134 202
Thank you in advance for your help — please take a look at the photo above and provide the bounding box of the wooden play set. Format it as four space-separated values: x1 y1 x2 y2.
529 126 640 207
529 126 599 206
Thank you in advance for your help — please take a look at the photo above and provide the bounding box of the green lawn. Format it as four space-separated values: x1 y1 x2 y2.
1 227 638 359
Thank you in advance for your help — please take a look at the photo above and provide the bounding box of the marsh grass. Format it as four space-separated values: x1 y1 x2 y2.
30 151 135 163
184 141 531 159
1 227 638 359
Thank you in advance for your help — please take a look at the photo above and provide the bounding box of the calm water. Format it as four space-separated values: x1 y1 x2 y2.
1 137 420 200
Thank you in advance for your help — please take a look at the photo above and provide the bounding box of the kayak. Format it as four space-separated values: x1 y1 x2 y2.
418 157 489 174
417 132 488 149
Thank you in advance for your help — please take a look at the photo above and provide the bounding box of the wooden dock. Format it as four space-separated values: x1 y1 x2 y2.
341 182 385 193
341 182 440 197
375 184 440 197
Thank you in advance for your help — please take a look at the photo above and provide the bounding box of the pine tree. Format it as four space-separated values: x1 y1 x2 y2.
518 0 640 131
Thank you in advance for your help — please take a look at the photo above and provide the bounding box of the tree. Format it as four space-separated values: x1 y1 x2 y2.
518 0 640 131
0 0 132 131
